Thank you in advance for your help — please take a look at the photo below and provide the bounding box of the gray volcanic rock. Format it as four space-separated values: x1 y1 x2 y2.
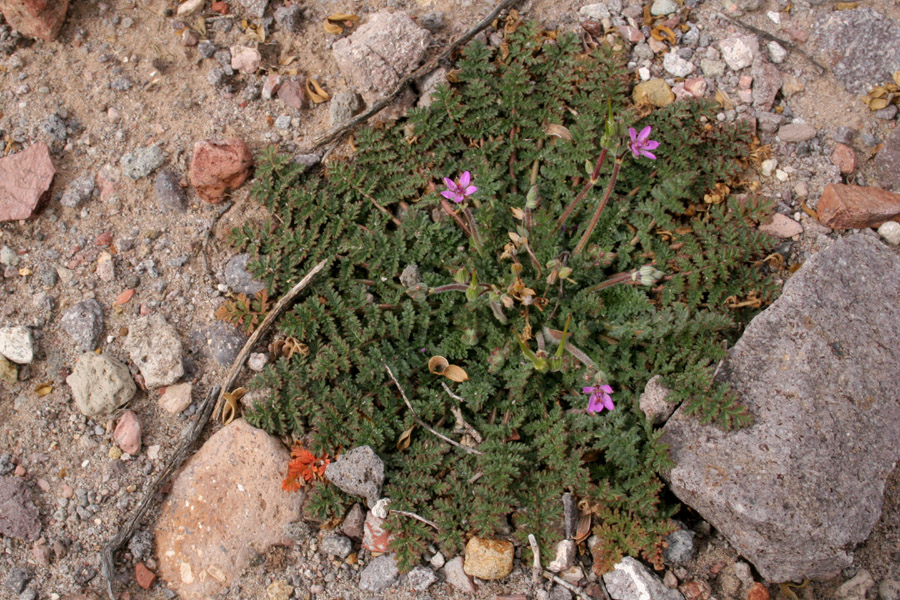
809 8 900 94
662 234 900 581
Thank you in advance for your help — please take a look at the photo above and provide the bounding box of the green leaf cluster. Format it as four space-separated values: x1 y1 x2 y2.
232 23 777 572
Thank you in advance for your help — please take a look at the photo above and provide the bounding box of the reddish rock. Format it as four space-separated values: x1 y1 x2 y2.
362 510 394 553
831 143 856 174
617 24 644 43
113 410 142 455
135 562 157 590
0 0 68 41
680 580 711 600
759 213 803 238
0 142 55 221
747 582 770 600
188 138 253 204
154 420 303 600
277 77 308 110
684 77 707 98
817 183 900 229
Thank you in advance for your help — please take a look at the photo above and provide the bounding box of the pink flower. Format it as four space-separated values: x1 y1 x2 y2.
628 126 659 160
584 385 614 413
441 171 478 203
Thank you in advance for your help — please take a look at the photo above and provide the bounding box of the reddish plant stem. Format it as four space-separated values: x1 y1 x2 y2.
441 199 471 236
556 148 607 231
573 158 622 257
582 270 636 294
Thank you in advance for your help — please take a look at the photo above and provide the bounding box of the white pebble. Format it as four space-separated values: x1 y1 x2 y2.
638 66 651 81
775 169 788 182
878 221 900 246
761 158 777 177
766 10 781 23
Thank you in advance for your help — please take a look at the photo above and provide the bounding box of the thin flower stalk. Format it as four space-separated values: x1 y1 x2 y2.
581 270 637 294
462 207 485 256
572 158 622 257
556 148 607 231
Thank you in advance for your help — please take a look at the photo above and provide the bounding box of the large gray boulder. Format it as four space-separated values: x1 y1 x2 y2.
662 234 900 581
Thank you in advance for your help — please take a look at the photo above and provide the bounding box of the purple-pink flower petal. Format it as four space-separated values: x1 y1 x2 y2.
643 140 659 150
459 171 471 188
637 125 652 143
641 150 657 160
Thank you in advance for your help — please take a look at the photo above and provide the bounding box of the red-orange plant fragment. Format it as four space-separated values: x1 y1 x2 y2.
282 444 331 492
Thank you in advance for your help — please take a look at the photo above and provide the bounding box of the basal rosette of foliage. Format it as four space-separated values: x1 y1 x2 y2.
229 22 778 571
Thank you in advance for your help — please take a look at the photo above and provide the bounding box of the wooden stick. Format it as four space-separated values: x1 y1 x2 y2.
542 571 593 600
391 509 441 531
299 0 522 154
100 384 221 600
384 363 483 455
213 259 327 421
718 13 826 73
528 534 542 588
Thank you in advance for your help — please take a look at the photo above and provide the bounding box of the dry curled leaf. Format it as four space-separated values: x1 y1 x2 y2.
221 386 246 425
833 1 858 8
651 25 676 45
306 77 330 104
34 382 53 396
715 89 735 111
544 123 573 141
428 355 469 382
575 512 592 544
323 20 343 34
270 336 309 359
323 13 358 34
396 425 414 451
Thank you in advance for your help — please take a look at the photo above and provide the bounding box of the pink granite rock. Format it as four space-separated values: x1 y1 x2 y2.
0 142 54 221
0 0 68 41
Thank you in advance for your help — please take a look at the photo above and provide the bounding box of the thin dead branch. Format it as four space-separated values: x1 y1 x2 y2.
100 384 220 600
384 363 484 455
300 0 523 154
213 259 328 421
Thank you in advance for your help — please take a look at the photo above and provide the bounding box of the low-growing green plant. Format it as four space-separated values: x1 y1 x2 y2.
228 21 778 572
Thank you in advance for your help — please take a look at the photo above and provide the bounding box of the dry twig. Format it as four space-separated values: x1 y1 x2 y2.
717 13 826 73
384 363 484 455
528 533 542 588
213 259 327 421
299 0 523 154
542 571 594 600
100 384 220 600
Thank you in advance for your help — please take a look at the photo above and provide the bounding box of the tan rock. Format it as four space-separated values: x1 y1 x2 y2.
159 382 192 414
817 183 900 229
154 419 303 600
633 79 674 108
463 537 513 580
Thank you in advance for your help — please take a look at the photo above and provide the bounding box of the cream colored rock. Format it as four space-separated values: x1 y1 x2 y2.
633 79 674 108
154 419 303 600
159 382 192 414
66 352 136 418
463 537 513 580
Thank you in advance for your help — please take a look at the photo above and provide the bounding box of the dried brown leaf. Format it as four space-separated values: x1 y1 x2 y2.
544 123 573 141
323 20 343 34
396 425 414 451
306 77 330 103
34 382 53 397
